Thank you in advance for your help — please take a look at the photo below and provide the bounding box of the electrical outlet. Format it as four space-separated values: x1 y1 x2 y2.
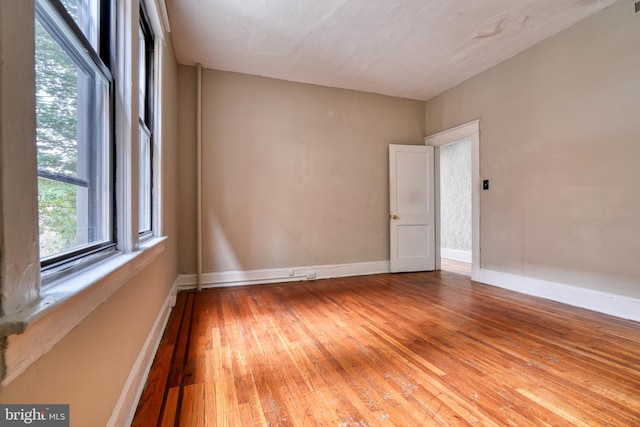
306 272 316 280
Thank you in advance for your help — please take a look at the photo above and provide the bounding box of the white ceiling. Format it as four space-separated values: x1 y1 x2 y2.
166 0 617 101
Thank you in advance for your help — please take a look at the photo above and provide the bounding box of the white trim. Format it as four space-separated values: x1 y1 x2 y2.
0 238 166 386
177 261 640 321
476 268 640 322
179 261 390 289
145 0 170 38
152 0 171 35
441 249 472 263
107 275 178 427
151 36 163 237
425 120 480 280
115 0 137 252
425 120 480 146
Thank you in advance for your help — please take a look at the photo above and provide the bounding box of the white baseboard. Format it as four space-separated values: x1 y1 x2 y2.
178 262 639 322
179 260 390 289
476 268 640 322
441 248 472 263
108 276 179 427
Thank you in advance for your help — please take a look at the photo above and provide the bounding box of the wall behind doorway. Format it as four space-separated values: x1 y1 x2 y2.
440 139 472 262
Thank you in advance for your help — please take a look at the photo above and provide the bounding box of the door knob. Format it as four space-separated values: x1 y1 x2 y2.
391 214 399 220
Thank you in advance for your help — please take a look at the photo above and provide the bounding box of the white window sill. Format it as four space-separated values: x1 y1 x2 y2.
0 236 167 386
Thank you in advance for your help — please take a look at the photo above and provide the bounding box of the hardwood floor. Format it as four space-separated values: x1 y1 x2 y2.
132 271 640 426
440 258 471 276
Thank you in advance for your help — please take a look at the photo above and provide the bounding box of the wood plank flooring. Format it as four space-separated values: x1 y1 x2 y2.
440 258 471 276
132 271 640 426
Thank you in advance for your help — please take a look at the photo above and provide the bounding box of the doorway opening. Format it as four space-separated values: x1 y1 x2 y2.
425 120 480 280
439 139 472 276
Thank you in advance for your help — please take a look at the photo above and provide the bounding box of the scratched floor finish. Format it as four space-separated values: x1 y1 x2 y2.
132 271 640 426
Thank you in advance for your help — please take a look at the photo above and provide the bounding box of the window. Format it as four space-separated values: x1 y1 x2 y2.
138 4 154 236
0 0 170 388
35 0 114 268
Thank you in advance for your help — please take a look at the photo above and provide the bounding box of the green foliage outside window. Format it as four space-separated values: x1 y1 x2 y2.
35 15 80 257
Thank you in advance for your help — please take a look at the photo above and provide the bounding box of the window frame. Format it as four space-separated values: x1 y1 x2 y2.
138 3 155 238
0 0 170 388
35 0 117 272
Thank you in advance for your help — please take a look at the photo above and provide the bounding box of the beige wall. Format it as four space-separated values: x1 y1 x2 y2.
426 0 640 298
177 65 197 273
0 26 180 427
3 0 637 424
178 69 426 273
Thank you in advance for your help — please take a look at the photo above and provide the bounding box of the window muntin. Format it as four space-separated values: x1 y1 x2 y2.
35 0 114 268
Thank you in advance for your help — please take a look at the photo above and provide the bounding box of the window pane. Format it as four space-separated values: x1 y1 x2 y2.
138 10 153 236
139 26 147 120
139 126 152 233
36 18 111 260
59 0 98 48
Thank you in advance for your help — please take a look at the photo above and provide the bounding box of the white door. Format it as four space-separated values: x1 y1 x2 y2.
389 144 435 273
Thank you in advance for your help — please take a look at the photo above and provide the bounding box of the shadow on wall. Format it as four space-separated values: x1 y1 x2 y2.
205 210 242 272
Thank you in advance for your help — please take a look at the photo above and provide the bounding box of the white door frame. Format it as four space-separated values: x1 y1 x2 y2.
425 120 480 280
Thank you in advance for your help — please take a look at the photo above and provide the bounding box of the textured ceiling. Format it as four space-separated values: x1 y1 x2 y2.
167 0 617 100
